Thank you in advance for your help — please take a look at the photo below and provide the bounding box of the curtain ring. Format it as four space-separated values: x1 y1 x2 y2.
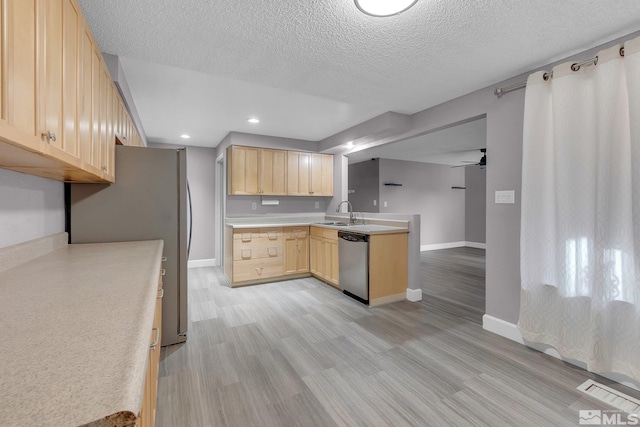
620 47 625 57
543 72 552 81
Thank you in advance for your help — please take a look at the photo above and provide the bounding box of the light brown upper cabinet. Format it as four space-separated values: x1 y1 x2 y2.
310 153 333 196
0 0 143 182
260 148 287 195
287 151 311 196
227 146 287 195
39 0 83 165
228 145 333 197
288 151 333 196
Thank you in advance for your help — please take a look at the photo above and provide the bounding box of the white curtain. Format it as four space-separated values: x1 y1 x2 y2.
519 36 640 382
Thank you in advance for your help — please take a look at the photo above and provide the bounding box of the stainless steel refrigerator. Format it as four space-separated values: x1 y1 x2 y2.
69 145 188 346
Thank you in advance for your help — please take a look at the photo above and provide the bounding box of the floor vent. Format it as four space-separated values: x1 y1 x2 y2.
577 379 640 414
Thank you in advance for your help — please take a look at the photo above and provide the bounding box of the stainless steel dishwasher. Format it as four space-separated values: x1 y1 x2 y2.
338 231 369 305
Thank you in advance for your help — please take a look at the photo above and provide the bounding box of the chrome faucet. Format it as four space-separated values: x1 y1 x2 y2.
336 200 355 225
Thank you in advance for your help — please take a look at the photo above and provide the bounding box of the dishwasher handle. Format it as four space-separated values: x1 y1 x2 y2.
338 231 369 242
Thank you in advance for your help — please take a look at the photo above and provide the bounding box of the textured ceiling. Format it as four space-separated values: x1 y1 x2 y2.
77 0 640 147
347 117 486 165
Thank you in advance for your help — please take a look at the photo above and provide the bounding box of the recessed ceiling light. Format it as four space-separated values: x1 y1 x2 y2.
247 118 260 124
355 0 418 17
180 134 191 139
346 141 354 149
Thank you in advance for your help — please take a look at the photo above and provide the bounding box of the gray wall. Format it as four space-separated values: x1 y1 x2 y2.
150 143 216 261
0 169 65 248
465 166 486 244
378 159 465 246
320 31 640 324
348 159 380 212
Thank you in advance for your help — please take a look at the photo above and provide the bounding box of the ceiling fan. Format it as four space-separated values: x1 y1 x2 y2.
452 148 486 168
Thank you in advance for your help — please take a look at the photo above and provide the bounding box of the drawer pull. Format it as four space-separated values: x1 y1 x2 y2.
162 256 167 262
160 269 166 276
268 247 278 257
254 267 264 275
242 233 252 242
157 288 164 299
267 231 278 240
241 249 252 259
150 328 160 349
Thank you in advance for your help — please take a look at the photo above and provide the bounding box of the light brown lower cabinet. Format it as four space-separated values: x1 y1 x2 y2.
309 226 339 287
136 274 163 427
283 227 309 275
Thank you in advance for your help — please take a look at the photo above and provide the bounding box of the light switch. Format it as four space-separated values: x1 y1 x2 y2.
495 190 515 204
383 201 388 208
251 202 257 210
373 200 377 206
315 201 320 209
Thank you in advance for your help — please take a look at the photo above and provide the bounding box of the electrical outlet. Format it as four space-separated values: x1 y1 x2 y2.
315 201 320 209
383 201 388 208
495 190 515 204
251 202 257 210
373 200 377 206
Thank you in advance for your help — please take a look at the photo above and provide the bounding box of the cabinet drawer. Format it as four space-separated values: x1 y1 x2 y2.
310 226 337 240
284 226 308 238
233 228 283 242
233 239 283 260
322 229 338 240
233 257 283 282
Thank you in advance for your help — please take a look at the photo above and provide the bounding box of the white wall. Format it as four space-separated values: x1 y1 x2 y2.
0 169 64 248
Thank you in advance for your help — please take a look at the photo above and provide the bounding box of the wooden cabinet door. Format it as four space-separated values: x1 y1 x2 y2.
98 62 109 176
228 146 260 195
297 233 309 272
284 234 298 275
287 151 311 195
325 239 339 286
284 228 309 274
309 235 322 277
3 0 40 150
260 148 287 195
310 154 334 196
39 0 82 162
78 18 98 172
102 78 115 181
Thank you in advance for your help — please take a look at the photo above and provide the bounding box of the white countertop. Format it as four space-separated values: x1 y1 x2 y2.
0 238 163 427
225 215 409 235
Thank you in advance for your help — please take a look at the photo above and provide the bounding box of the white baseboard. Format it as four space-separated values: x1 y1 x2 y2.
482 314 524 344
482 314 640 391
465 241 486 249
406 288 422 302
188 258 216 268
420 241 466 251
420 241 486 251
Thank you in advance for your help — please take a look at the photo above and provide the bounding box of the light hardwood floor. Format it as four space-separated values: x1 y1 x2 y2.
157 265 639 426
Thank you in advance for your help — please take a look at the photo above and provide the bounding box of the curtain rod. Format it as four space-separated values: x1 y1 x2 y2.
494 47 625 98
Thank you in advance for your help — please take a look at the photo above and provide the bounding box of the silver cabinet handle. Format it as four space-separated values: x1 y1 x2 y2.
42 131 56 142
162 256 167 261
150 328 159 349
157 288 164 299
160 269 166 276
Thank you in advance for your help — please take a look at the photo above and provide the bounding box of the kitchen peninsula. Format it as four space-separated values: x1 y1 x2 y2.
224 215 409 307
0 234 164 427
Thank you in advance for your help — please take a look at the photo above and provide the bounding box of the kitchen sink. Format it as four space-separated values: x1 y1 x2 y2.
315 221 351 226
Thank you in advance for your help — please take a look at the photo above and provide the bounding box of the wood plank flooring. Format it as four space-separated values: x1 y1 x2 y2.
156 264 639 426
420 247 486 324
